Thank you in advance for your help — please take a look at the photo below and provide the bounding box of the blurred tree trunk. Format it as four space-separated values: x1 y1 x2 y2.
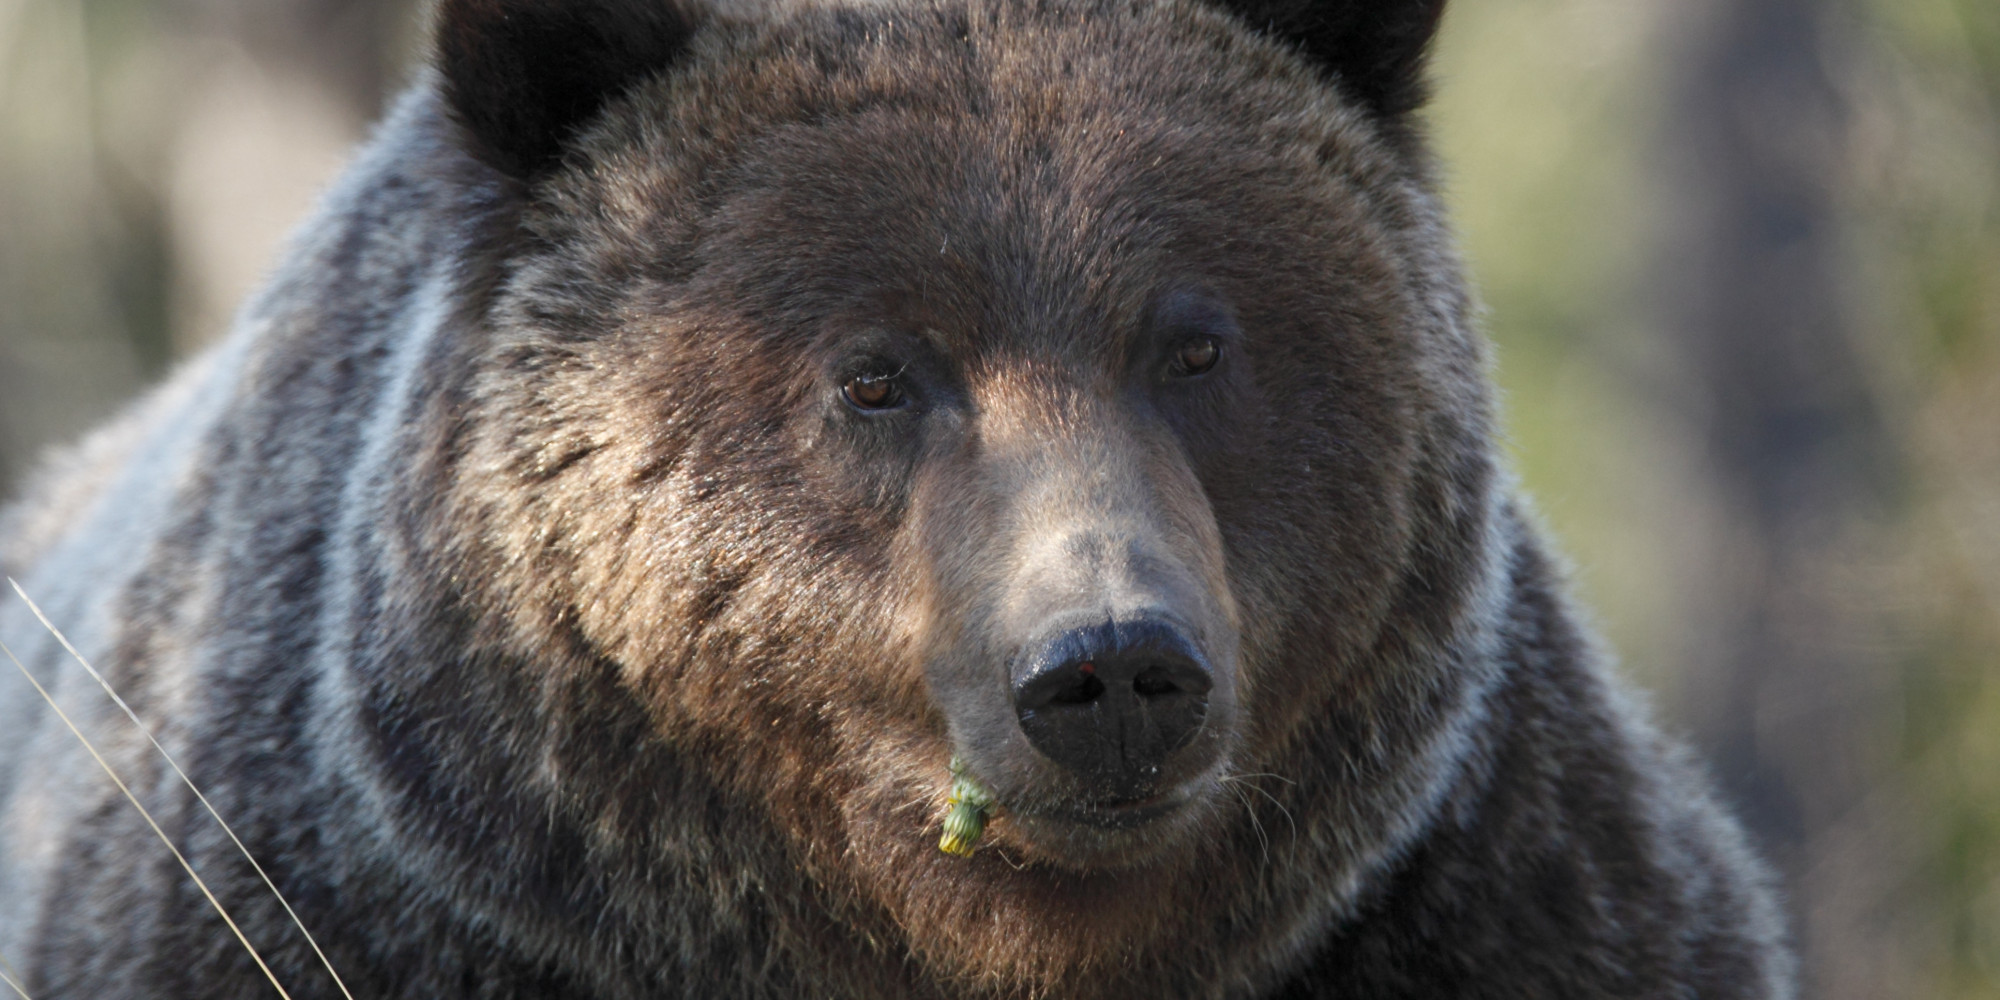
1657 0 1900 995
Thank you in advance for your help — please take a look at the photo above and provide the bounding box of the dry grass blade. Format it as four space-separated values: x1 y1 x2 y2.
0 634 294 1000
5 579 357 1000
0 952 31 1000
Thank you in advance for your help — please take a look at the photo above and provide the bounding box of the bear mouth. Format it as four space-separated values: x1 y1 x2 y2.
1020 783 1204 833
981 780 1218 871
1077 791 1183 828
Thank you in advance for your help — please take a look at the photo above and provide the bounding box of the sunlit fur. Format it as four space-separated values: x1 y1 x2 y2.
0 0 1792 997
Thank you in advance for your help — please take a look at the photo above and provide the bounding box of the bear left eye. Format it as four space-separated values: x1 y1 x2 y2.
1172 337 1221 377
843 373 906 411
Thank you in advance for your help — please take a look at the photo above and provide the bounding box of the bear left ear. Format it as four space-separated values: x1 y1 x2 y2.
434 0 703 179
1205 0 1448 118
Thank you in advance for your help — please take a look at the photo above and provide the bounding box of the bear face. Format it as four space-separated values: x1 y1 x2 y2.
401 0 1500 990
0 0 1789 996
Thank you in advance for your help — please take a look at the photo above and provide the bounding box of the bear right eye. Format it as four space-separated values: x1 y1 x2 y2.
843 373 906 411
1172 336 1221 377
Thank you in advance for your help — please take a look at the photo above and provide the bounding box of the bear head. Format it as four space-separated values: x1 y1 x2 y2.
373 0 1501 993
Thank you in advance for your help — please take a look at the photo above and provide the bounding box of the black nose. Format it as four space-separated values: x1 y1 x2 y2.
1012 616 1213 796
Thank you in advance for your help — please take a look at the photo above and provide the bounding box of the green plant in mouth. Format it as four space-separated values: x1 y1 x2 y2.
939 756 997 857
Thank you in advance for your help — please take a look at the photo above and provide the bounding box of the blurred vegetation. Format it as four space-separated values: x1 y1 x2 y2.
1433 0 2000 995
0 0 1994 995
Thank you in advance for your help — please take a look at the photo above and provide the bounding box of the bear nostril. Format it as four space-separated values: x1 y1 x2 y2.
1131 666 1179 698
1050 667 1106 705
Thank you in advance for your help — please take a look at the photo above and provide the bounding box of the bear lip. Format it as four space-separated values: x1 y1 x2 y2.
1018 785 1196 831
981 779 1221 871
1077 794 1181 829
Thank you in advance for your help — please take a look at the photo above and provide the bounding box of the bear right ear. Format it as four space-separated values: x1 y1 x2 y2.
435 0 702 179
1206 0 1449 118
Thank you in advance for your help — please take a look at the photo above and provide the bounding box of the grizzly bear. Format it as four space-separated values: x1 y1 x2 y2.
0 0 1794 996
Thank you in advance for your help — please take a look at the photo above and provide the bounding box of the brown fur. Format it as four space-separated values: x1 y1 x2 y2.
0 1 1791 997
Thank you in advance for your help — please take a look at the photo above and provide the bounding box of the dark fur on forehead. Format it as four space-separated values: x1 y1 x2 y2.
1206 0 1448 117
435 0 703 178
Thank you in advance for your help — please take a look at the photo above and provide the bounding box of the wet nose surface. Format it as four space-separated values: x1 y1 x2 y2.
1012 616 1213 797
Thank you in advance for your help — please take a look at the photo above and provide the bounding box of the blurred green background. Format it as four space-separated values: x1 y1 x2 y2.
0 0 1993 994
